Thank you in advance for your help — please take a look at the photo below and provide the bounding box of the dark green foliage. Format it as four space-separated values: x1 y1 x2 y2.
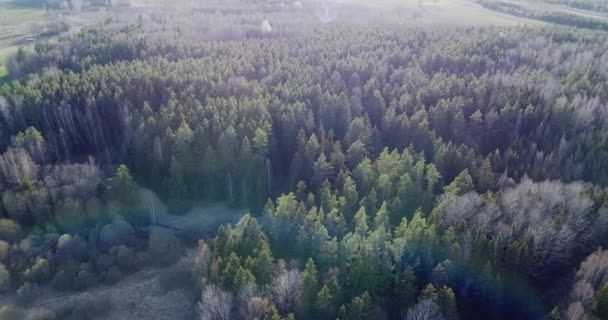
338 292 374 320
0 306 25 320
597 283 608 318
148 228 181 266
0 263 9 293
16 282 40 305
53 295 111 320
299 258 318 317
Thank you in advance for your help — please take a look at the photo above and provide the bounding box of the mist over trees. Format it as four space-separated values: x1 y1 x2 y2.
1 0 608 318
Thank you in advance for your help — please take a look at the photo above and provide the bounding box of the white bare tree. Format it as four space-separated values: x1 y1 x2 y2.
564 302 585 320
564 249 608 320
198 284 233 320
237 282 258 306
571 281 594 308
405 299 443 320
272 268 302 314
576 249 608 289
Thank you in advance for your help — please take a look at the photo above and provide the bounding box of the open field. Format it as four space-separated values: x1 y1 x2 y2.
348 0 533 26
477 0 608 28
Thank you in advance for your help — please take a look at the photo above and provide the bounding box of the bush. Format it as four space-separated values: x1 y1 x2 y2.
148 227 181 266
98 219 135 251
54 294 111 320
74 270 97 291
0 240 8 262
94 254 115 273
29 309 57 320
54 199 86 233
56 234 88 261
0 262 10 292
115 245 138 272
158 259 195 292
597 283 608 318
23 257 51 284
0 306 24 320
105 266 122 284
0 219 21 242
51 262 79 291
16 282 39 305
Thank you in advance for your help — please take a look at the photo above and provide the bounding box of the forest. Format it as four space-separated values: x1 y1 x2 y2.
1 0 608 319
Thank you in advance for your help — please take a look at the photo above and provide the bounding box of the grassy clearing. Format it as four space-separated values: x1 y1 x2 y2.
0 0 46 25
349 0 530 26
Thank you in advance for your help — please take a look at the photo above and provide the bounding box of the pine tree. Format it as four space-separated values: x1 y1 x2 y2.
316 285 333 318
252 241 274 286
354 206 369 236
437 286 458 320
444 169 474 195
299 258 319 317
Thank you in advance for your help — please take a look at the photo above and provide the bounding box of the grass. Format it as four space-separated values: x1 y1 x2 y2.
0 0 46 25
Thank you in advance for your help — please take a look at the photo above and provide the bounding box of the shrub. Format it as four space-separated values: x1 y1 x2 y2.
23 257 51 284
54 294 111 320
74 270 97 291
0 219 21 242
51 262 79 291
105 266 122 284
29 309 57 320
16 282 39 305
115 245 138 272
98 219 135 251
0 262 10 292
0 306 24 320
158 259 195 292
597 282 608 318
56 234 88 261
148 227 181 266
0 240 8 262
94 254 115 273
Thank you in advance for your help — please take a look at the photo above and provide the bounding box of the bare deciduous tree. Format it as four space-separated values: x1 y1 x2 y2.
576 249 608 289
405 299 443 320
240 297 269 320
197 284 233 320
272 268 302 314
237 282 258 306
571 281 594 308
564 302 585 320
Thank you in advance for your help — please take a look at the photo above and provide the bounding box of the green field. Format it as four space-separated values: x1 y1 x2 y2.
0 0 46 24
